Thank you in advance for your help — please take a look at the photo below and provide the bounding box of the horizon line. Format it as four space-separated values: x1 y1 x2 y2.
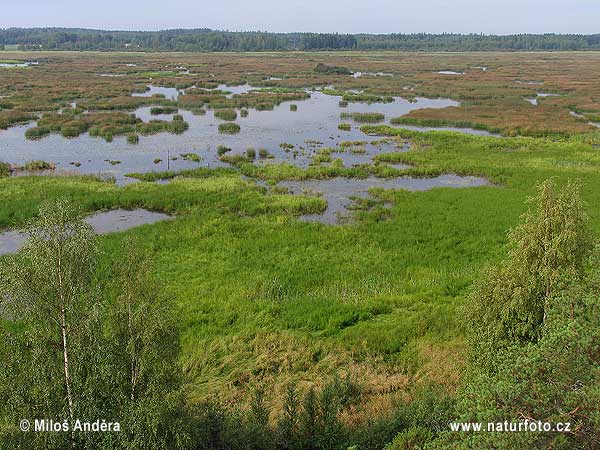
1 27 599 37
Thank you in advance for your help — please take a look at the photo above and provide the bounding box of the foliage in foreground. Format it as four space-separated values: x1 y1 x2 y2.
0 199 455 450
467 179 591 370
0 200 188 449
422 180 600 449
188 381 454 450
0 173 598 448
430 266 600 449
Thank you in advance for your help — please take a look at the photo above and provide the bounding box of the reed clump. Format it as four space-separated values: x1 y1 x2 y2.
218 122 241 134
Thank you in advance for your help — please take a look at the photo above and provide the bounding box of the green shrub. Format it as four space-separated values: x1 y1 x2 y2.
214 108 238 121
180 153 202 162
219 122 241 134
168 119 189 134
217 145 232 156
385 427 433 449
342 112 385 123
22 160 55 171
60 123 87 138
150 106 178 115
25 126 50 140
314 63 352 75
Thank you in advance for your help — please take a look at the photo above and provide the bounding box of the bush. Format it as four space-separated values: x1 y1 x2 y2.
315 63 352 75
341 112 385 123
467 179 591 369
61 124 86 138
127 133 139 144
246 148 256 159
168 119 189 134
22 160 55 171
385 427 433 450
150 106 178 115
219 122 241 134
25 126 50 140
217 145 232 156
180 153 202 162
214 109 238 121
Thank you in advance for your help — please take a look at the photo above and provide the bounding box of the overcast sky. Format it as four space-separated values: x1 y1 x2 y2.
2 0 599 34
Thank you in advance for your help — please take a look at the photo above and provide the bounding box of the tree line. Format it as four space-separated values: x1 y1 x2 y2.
2 28 600 52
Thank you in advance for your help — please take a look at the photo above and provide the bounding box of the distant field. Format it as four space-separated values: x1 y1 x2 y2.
1 50 600 136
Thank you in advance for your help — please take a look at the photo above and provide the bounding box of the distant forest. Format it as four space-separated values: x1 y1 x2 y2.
2 28 600 52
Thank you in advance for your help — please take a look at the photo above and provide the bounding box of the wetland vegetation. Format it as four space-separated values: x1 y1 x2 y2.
1 49 600 449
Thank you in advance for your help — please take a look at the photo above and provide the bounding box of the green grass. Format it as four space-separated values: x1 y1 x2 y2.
4 127 600 408
218 122 241 134
342 112 385 123
214 108 238 121
180 153 202 162
150 106 178 115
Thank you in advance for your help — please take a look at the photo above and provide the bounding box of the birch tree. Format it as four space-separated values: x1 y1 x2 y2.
0 198 97 446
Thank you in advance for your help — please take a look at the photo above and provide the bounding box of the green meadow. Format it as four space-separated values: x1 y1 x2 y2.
3 127 600 415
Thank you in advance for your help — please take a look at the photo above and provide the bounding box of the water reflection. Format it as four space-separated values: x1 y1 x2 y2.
1 85 465 181
279 174 490 224
0 209 173 256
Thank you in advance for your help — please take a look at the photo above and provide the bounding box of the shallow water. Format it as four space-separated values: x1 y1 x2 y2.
524 92 559 106
352 72 394 78
0 85 464 182
390 124 498 137
0 209 173 256
0 61 37 68
132 85 181 100
279 174 490 224
438 71 464 75
570 111 600 128
515 80 544 85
